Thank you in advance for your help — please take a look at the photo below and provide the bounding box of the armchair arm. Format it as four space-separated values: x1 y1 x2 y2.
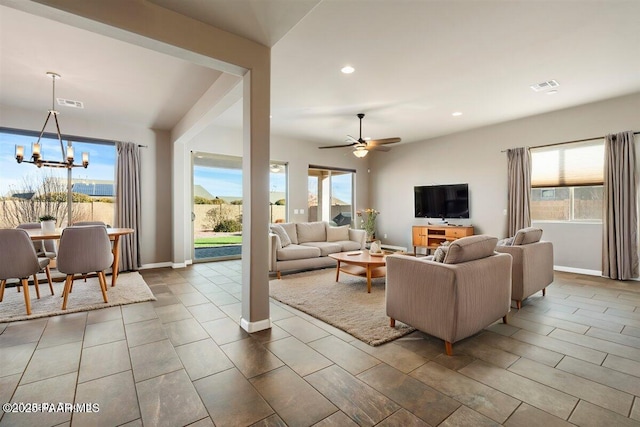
349 228 366 249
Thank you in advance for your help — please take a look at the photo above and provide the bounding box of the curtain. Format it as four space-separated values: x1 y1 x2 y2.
507 147 532 236
603 131 638 280
116 141 141 271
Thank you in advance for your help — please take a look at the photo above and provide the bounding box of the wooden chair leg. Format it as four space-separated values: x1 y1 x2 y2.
445 341 453 356
516 300 522 309
32 274 41 299
277 271 281 279
389 318 396 327
22 278 31 315
542 288 546 296
61 275 73 310
97 271 109 303
45 266 54 295
0 279 6 301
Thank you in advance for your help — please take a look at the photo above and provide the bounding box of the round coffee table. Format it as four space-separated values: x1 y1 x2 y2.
328 251 387 293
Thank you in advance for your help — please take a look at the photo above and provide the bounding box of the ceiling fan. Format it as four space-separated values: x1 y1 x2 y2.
319 113 401 158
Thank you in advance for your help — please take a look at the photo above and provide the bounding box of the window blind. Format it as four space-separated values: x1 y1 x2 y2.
531 140 604 188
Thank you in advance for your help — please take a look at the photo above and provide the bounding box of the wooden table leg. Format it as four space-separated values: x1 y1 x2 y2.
335 260 341 282
110 235 122 287
366 266 372 293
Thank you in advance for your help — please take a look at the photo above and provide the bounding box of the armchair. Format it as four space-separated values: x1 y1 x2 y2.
386 235 512 356
495 227 553 309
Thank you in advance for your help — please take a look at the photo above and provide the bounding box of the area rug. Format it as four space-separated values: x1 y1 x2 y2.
269 269 415 346
0 272 156 322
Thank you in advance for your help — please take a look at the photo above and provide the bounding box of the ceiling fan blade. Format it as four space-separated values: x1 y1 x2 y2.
367 145 392 152
346 135 359 143
319 142 357 149
368 137 401 146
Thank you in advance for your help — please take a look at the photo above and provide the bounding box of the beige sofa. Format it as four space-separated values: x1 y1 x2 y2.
269 221 366 278
495 227 554 309
386 235 512 355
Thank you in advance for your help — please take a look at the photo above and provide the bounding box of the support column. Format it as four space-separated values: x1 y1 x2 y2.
240 69 271 333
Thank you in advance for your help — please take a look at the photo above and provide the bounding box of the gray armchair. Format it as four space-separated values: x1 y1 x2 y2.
495 227 553 309
0 228 53 315
57 225 113 310
386 235 512 356
16 223 55 294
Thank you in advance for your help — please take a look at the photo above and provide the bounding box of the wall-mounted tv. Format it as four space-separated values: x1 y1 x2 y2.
414 184 469 219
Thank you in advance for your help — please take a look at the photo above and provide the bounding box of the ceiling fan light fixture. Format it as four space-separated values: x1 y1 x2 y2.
353 146 368 158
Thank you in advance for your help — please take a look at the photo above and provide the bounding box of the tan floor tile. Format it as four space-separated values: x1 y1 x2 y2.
86 305 122 324
201 317 248 344
432 352 475 371
194 368 274 427
78 339 131 383
124 318 168 347
250 323 291 344
121 302 158 324
474 331 563 367
175 338 234 381
250 414 287 427
250 366 337 426
311 411 359 427
74 370 139 427
459 360 578 419
549 328 640 362
187 302 227 323
21 341 82 385
129 339 183 382
504 403 574 427
154 303 193 323
83 318 125 348
162 317 209 346
454 339 520 368
0 373 21 408
0 318 47 348
376 409 430 427
623 325 640 338
545 309 623 332
587 326 640 349
602 354 640 377
221 337 284 378
411 361 520 424
569 400 640 427
632 398 640 422
306 365 400 426
350 340 427 373
513 309 589 334
0 342 37 377
308 335 380 375
509 357 633 415
507 316 556 335
512 329 606 364
265 336 333 376
274 316 330 343
439 405 501 427
557 356 640 396
358 363 459 426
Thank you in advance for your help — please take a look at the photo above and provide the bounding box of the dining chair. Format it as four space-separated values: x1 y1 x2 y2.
57 225 113 310
0 228 53 315
14 224 55 296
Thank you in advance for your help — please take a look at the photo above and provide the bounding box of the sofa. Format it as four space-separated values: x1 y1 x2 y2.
496 227 554 309
386 235 512 356
269 221 366 278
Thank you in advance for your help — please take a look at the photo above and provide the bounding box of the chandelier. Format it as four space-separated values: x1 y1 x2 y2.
15 72 89 169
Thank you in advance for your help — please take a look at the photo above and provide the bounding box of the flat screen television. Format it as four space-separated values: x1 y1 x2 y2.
414 184 469 219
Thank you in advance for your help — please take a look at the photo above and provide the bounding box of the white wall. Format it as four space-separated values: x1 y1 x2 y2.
370 92 640 273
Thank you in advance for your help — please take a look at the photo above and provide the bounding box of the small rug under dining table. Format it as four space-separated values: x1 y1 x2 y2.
0 272 156 322
269 268 414 346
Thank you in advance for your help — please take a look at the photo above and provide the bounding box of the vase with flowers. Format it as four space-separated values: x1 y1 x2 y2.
357 208 379 242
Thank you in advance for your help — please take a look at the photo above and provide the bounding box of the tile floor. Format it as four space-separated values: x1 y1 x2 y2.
1 262 640 426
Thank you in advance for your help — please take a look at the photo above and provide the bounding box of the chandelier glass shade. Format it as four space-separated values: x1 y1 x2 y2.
15 72 89 169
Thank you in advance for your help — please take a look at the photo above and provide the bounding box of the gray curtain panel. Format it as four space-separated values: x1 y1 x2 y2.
507 147 532 236
603 131 639 280
116 141 141 271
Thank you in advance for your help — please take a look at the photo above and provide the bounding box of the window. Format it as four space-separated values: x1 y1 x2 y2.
269 163 287 223
530 141 604 221
0 128 116 228
308 166 355 225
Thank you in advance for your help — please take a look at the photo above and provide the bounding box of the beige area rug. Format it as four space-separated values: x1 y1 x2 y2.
270 269 415 346
0 272 156 322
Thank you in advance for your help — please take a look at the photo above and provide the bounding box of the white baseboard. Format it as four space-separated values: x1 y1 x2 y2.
554 265 602 277
186 259 193 266
240 317 272 333
140 262 172 270
172 262 188 269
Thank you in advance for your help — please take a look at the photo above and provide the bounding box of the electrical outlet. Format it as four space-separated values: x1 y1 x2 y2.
384 233 388 239
503 209 507 215
294 209 299 214
300 209 304 214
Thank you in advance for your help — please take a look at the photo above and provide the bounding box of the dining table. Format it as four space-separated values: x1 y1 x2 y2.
25 227 135 287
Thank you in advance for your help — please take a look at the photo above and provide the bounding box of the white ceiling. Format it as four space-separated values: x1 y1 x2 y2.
1 1 639 148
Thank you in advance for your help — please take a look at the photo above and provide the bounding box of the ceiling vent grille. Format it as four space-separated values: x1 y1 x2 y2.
530 80 559 92
57 98 84 109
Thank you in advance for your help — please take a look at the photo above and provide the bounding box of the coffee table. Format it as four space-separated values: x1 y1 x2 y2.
328 251 388 293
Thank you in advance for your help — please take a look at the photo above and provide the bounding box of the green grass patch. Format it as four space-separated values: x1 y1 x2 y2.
194 236 242 247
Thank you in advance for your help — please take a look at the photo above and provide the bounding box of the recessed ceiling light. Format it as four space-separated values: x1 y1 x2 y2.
341 65 355 74
546 90 558 95
452 112 463 116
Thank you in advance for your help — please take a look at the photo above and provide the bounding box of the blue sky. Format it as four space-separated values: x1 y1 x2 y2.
0 133 116 195
194 166 287 198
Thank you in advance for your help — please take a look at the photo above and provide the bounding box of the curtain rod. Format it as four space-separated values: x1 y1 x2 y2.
501 131 639 152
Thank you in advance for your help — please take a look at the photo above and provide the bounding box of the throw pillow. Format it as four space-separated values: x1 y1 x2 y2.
433 241 451 263
270 224 291 247
327 225 349 242
280 223 298 244
513 227 543 245
496 237 514 247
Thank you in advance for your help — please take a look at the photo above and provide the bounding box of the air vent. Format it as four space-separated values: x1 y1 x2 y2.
530 80 560 92
57 98 84 109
